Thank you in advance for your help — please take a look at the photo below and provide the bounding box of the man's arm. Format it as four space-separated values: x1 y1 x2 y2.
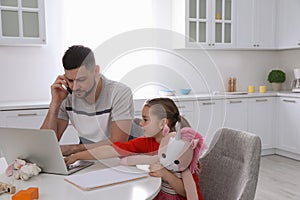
60 119 132 156
40 102 69 140
41 75 70 140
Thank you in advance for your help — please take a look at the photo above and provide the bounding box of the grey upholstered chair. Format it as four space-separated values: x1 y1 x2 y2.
198 127 262 200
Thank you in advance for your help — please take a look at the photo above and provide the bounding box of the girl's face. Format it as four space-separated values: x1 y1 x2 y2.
140 106 164 138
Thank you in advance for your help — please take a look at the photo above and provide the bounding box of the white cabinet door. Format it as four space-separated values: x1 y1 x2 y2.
0 109 48 128
175 100 195 128
223 98 247 131
248 97 275 150
277 97 300 154
133 99 145 118
0 109 79 144
236 0 276 49
194 99 224 143
276 0 300 49
184 0 235 49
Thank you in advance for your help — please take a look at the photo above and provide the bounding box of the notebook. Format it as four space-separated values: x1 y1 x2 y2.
0 127 93 175
64 165 148 190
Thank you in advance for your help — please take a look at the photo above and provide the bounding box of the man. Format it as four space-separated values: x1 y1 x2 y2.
41 45 134 156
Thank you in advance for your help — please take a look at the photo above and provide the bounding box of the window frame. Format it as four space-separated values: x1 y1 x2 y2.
0 0 46 46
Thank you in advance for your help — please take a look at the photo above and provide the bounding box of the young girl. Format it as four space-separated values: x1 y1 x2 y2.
65 98 203 200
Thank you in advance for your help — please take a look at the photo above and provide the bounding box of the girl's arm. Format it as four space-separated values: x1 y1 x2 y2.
65 145 121 165
149 163 186 197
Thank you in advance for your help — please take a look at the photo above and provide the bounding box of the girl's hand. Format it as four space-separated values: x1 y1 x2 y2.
64 154 78 165
149 163 168 179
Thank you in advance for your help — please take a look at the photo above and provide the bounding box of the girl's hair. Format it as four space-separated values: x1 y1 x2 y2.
144 98 181 132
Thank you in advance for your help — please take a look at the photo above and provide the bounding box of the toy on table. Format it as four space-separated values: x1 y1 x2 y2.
5 159 41 181
120 123 205 200
12 187 39 200
0 181 16 195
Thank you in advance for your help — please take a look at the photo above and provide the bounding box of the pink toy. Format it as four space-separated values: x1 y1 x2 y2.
120 124 205 200
5 159 41 181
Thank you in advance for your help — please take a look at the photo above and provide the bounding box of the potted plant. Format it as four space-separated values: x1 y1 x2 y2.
267 69 286 91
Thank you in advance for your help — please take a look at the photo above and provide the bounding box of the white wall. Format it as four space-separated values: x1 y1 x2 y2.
0 1 298 103
278 49 300 88
0 0 64 103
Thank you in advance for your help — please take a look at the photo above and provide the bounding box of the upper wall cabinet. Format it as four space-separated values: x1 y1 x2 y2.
276 0 300 49
236 0 276 49
173 0 236 49
0 0 46 45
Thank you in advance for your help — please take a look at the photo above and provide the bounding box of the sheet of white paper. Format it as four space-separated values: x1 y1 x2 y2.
65 165 148 190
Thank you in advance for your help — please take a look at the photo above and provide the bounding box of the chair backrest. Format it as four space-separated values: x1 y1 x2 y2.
198 127 262 200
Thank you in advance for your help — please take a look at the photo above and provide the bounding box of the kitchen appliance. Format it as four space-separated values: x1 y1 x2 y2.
292 68 300 92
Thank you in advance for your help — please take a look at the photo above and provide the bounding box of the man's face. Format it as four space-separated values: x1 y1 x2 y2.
64 65 96 98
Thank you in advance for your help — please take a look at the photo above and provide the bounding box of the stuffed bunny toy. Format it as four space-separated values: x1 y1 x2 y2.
120 124 205 200
5 159 41 181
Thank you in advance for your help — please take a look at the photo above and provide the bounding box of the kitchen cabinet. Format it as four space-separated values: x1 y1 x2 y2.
0 109 48 128
248 97 275 150
276 0 300 49
175 100 195 128
194 99 224 143
236 0 276 49
0 0 46 45
174 0 235 48
0 108 79 145
132 99 145 118
223 98 248 131
277 97 300 154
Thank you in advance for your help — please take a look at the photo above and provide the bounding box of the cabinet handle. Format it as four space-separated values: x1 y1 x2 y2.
257 44 260 47
208 44 211 46
256 99 268 102
253 44 257 47
297 43 300 46
17 113 38 117
283 99 296 103
229 100 242 104
202 102 215 105
212 44 215 46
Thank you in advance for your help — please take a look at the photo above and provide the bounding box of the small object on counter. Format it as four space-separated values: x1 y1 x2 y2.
0 182 16 194
228 77 236 92
12 187 39 200
180 88 191 95
6 159 41 181
248 85 255 93
228 78 233 92
159 89 176 96
259 86 266 93
232 77 237 92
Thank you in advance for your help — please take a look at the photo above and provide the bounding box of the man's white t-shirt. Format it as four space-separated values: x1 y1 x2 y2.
58 75 134 142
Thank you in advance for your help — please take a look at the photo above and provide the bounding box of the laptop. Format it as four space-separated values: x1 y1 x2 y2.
0 127 94 175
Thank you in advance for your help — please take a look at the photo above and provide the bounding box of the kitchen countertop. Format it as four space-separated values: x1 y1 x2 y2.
0 100 50 111
1 91 300 110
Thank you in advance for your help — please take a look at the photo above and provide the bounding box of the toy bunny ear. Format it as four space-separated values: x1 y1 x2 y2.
191 139 199 150
5 163 14 177
175 122 181 140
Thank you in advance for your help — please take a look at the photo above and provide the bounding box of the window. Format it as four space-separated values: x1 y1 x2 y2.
0 0 46 45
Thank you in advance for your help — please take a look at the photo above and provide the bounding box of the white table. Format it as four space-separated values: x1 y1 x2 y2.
0 158 161 200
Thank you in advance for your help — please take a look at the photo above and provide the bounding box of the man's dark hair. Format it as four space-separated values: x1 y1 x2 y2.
62 45 96 70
